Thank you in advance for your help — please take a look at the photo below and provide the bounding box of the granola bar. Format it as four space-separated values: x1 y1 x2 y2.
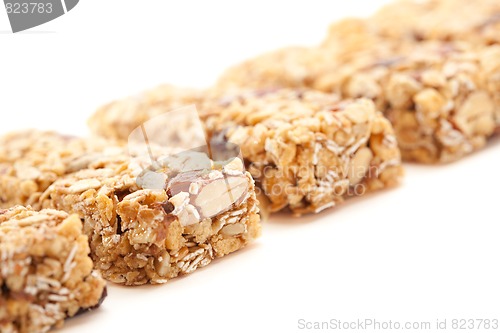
0 206 107 333
369 0 500 46
216 17 412 92
313 42 500 162
216 19 411 92
0 130 109 209
37 144 261 285
216 47 330 91
88 84 204 142
214 29 500 163
203 89 403 214
217 18 409 91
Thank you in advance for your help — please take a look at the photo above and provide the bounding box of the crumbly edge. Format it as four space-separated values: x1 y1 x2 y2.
39 154 261 285
0 206 106 333
204 89 403 214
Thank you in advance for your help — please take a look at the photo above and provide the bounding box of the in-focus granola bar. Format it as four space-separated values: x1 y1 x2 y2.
0 206 107 333
36 142 261 285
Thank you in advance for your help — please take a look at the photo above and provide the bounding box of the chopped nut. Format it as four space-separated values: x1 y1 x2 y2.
222 157 245 174
189 182 200 195
454 91 495 136
344 100 372 123
347 147 373 185
168 192 190 215
176 204 200 226
136 170 168 190
386 74 422 109
167 170 210 195
154 251 171 277
167 170 249 220
66 153 105 173
414 88 447 118
221 223 246 236
68 179 102 194
194 175 249 219
159 151 211 173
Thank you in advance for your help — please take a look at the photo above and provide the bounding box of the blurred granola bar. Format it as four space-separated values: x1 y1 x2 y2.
203 89 403 214
369 0 500 45
215 27 500 162
88 84 204 142
314 42 500 162
0 130 110 208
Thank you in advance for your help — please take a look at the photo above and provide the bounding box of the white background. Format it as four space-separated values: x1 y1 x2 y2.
1 1 500 332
